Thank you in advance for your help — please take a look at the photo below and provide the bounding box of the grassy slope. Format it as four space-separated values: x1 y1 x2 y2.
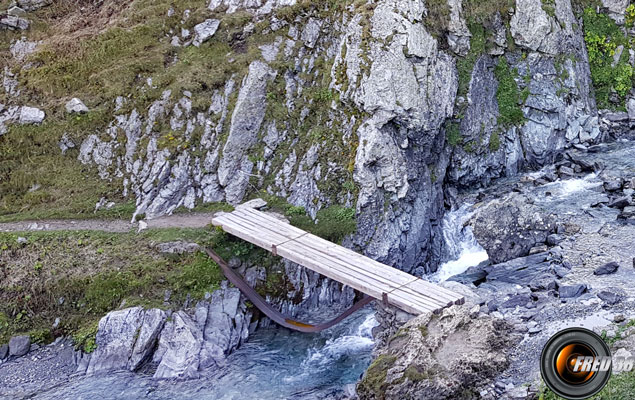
0 0 274 221
0 228 227 345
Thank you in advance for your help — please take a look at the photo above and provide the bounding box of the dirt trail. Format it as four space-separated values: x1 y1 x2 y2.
0 212 219 233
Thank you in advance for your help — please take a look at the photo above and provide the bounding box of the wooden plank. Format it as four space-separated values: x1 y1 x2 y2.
275 240 441 313
211 208 464 314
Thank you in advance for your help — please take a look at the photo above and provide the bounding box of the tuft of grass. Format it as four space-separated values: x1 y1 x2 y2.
446 121 462 146
489 131 501 152
456 23 486 100
494 57 525 128
72 320 99 353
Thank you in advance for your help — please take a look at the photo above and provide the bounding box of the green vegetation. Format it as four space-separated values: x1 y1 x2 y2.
456 23 487 99
446 121 462 146
582 7 634 109
0 228 228 344
72 320 99 353
626 4 635 28
541 0 556 18
402 365 429 382
601 319 635 345
539 371 635 399
0 112 130 221
489 131 501 151
423 0 451 40
357 354 398 398
494 57 525 128
264 196 357 243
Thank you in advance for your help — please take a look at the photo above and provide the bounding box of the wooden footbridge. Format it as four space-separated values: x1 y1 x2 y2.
211 206 464 316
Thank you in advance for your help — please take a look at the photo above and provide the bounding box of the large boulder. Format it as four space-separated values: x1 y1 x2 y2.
357 305 515 400
84 307 166 374
470 194 556 264
152 311 203 380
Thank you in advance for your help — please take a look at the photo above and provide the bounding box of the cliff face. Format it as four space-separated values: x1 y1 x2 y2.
1 0 632 273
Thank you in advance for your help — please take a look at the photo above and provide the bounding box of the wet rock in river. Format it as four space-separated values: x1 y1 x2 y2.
604 178 623 192
471 194 556 264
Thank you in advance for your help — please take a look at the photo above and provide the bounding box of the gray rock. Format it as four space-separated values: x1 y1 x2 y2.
9 335 31 357
357 305 516 399
546 234 565 246
300 18 321 48
471 194 556 264
155 241 200 254
501 294 533 309
559 284 588 299
601 0 629 24
605 111 629 122
0 344 9 360
18 106 45 124
192 19 220 47
597 290 623 305
609 196 631 209
604 178 623 191
153 311 202 379
10 36 38 60
86 307 144 375
58 133 75 154
128 308 167 371
17 0 52 11
510 0 551 52
559 165 575 177
594 261 620 275
8 6 27 17
628 98 635 120
0 15 30 30
65 98 88 114
217 61 275 204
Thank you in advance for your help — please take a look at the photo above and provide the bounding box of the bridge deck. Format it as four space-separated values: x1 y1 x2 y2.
212 207 464 315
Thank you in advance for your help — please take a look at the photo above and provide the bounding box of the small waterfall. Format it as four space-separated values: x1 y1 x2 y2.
430 204 488 282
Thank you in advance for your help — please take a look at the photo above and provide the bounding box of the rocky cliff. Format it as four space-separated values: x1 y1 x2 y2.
2 0 634 276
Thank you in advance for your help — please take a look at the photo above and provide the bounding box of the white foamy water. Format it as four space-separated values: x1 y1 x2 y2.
300 312 378 369
430 204 488 282
543 173 601 198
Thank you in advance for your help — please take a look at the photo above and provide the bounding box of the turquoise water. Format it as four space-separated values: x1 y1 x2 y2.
32 310 377 400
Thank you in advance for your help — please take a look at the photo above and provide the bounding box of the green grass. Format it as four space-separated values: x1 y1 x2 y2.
494 57 525 128
489 131 501 151
263 195 357 243
0 111 127 221
357 354 398 398
0 228 227 344
539 371 635 399
582 7 634 110
446 121 462 146
456 23 486 100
